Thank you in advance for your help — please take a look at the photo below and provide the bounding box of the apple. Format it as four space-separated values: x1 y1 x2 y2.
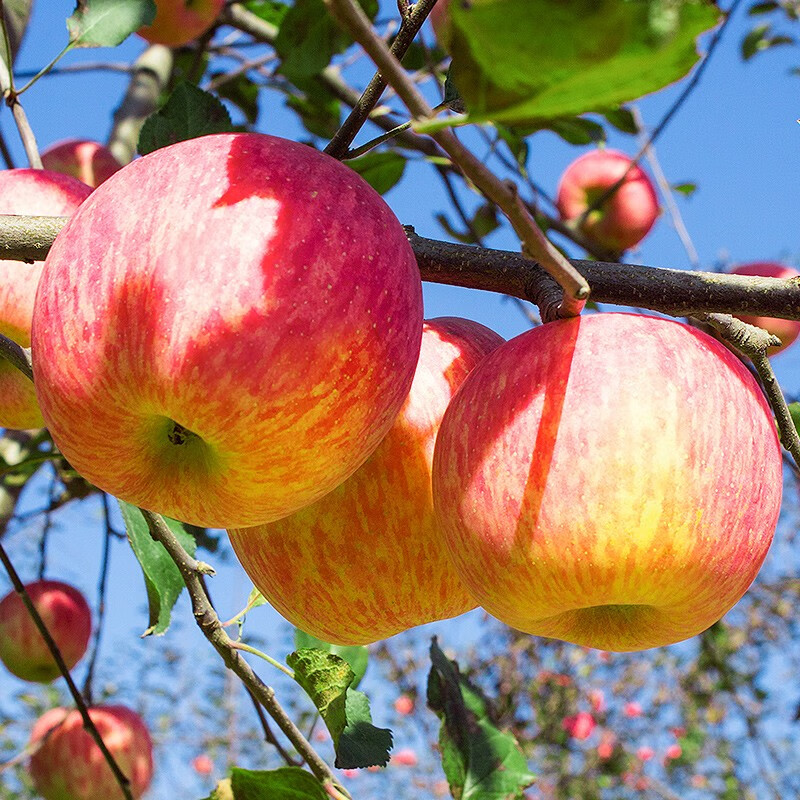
0 170 92 430
32 133 424 529
228 318 503 645
137 0 225 48
555 149 660 252
0 579 92 682
41 139 123 188
729 261 800 355
28 705 153 800
432 312 782 651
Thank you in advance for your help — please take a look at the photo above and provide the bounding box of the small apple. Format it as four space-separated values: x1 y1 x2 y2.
432 313 782 651
556 149 660 252
41 139 122 188
729 261 800 354
138 0 226 48
0 169 91 430
0 579 92 682
562 712 595 741
28 705 153 800
32 133 423 529
228 318 504 645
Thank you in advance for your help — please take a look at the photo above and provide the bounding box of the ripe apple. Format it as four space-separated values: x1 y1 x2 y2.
41 139 122 188
556 150 660 252
28 705 153 800
0 579 92 682
729 261 800 355
137 0 225 47
432 312 782 651
32 133 423 529
0 169 92 430
228 318 504 644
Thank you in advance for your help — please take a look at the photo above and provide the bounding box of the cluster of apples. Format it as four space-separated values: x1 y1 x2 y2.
1 130 782 655
0 580 153 800
0 130 788 796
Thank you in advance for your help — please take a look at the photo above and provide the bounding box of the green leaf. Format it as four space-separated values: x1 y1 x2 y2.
748 1 780 14
244 0 289 27
294 629 369 688
672 181 697 197
427 638 536 800
288 649 392 769
742 23 771 59
66 0 156 48
288 649 352 742
346 151 407 195
212 73 260 125
118 501 197 636
0 0 32 65
440 0 721 127
138 82 234 156
602 107 639 134
436 202 500 244
544 116 606 145
275 0 378 84
336 689 393 770
228 767 328 799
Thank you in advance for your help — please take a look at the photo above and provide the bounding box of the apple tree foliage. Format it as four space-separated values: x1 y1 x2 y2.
1 1 800 799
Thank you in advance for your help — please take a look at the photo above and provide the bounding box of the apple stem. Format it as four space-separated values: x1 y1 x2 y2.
167 421 198 446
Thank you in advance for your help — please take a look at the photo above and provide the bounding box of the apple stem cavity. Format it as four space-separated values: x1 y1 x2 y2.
167 420 199 446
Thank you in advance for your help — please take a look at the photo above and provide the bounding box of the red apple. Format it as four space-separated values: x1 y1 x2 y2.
41 139 122 188
228 318 503 644
28 705 153 800
0 579 92 682
432 312 782 651
32 133 423 529
0 169 91 430
556 150 660 252
137 0 225 47
729 261 800 355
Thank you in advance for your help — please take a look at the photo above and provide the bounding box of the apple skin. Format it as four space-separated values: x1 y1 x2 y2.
28 705 153 800
0 579 92 682
729 262 800 355
41 139 122 188
228 317 504 645
555 150 660 252
32 133 423 529
138 0 225 47
0 169 92 430
432 312 782 652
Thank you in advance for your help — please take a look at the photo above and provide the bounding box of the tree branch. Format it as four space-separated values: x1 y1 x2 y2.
140 509 351 800
323 0 589 319
0 539 134 799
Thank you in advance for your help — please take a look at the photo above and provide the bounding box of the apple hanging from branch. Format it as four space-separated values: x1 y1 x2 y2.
41 139 122 188
432 313 782 651
32 133 424 529
0 579 92 682
28 705 153 800
0 169 91 430
556 149 660 253
137 0 226 48
228 317 504 645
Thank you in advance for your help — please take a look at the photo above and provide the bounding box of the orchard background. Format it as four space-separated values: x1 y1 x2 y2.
2 1 800 798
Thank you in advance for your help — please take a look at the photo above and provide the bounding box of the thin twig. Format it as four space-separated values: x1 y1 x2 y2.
698 313 800 468
0 332 32 381
324 0 439 159
82 493 115 704
323 0 589 319
0 539 134 799
140 509 351 800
